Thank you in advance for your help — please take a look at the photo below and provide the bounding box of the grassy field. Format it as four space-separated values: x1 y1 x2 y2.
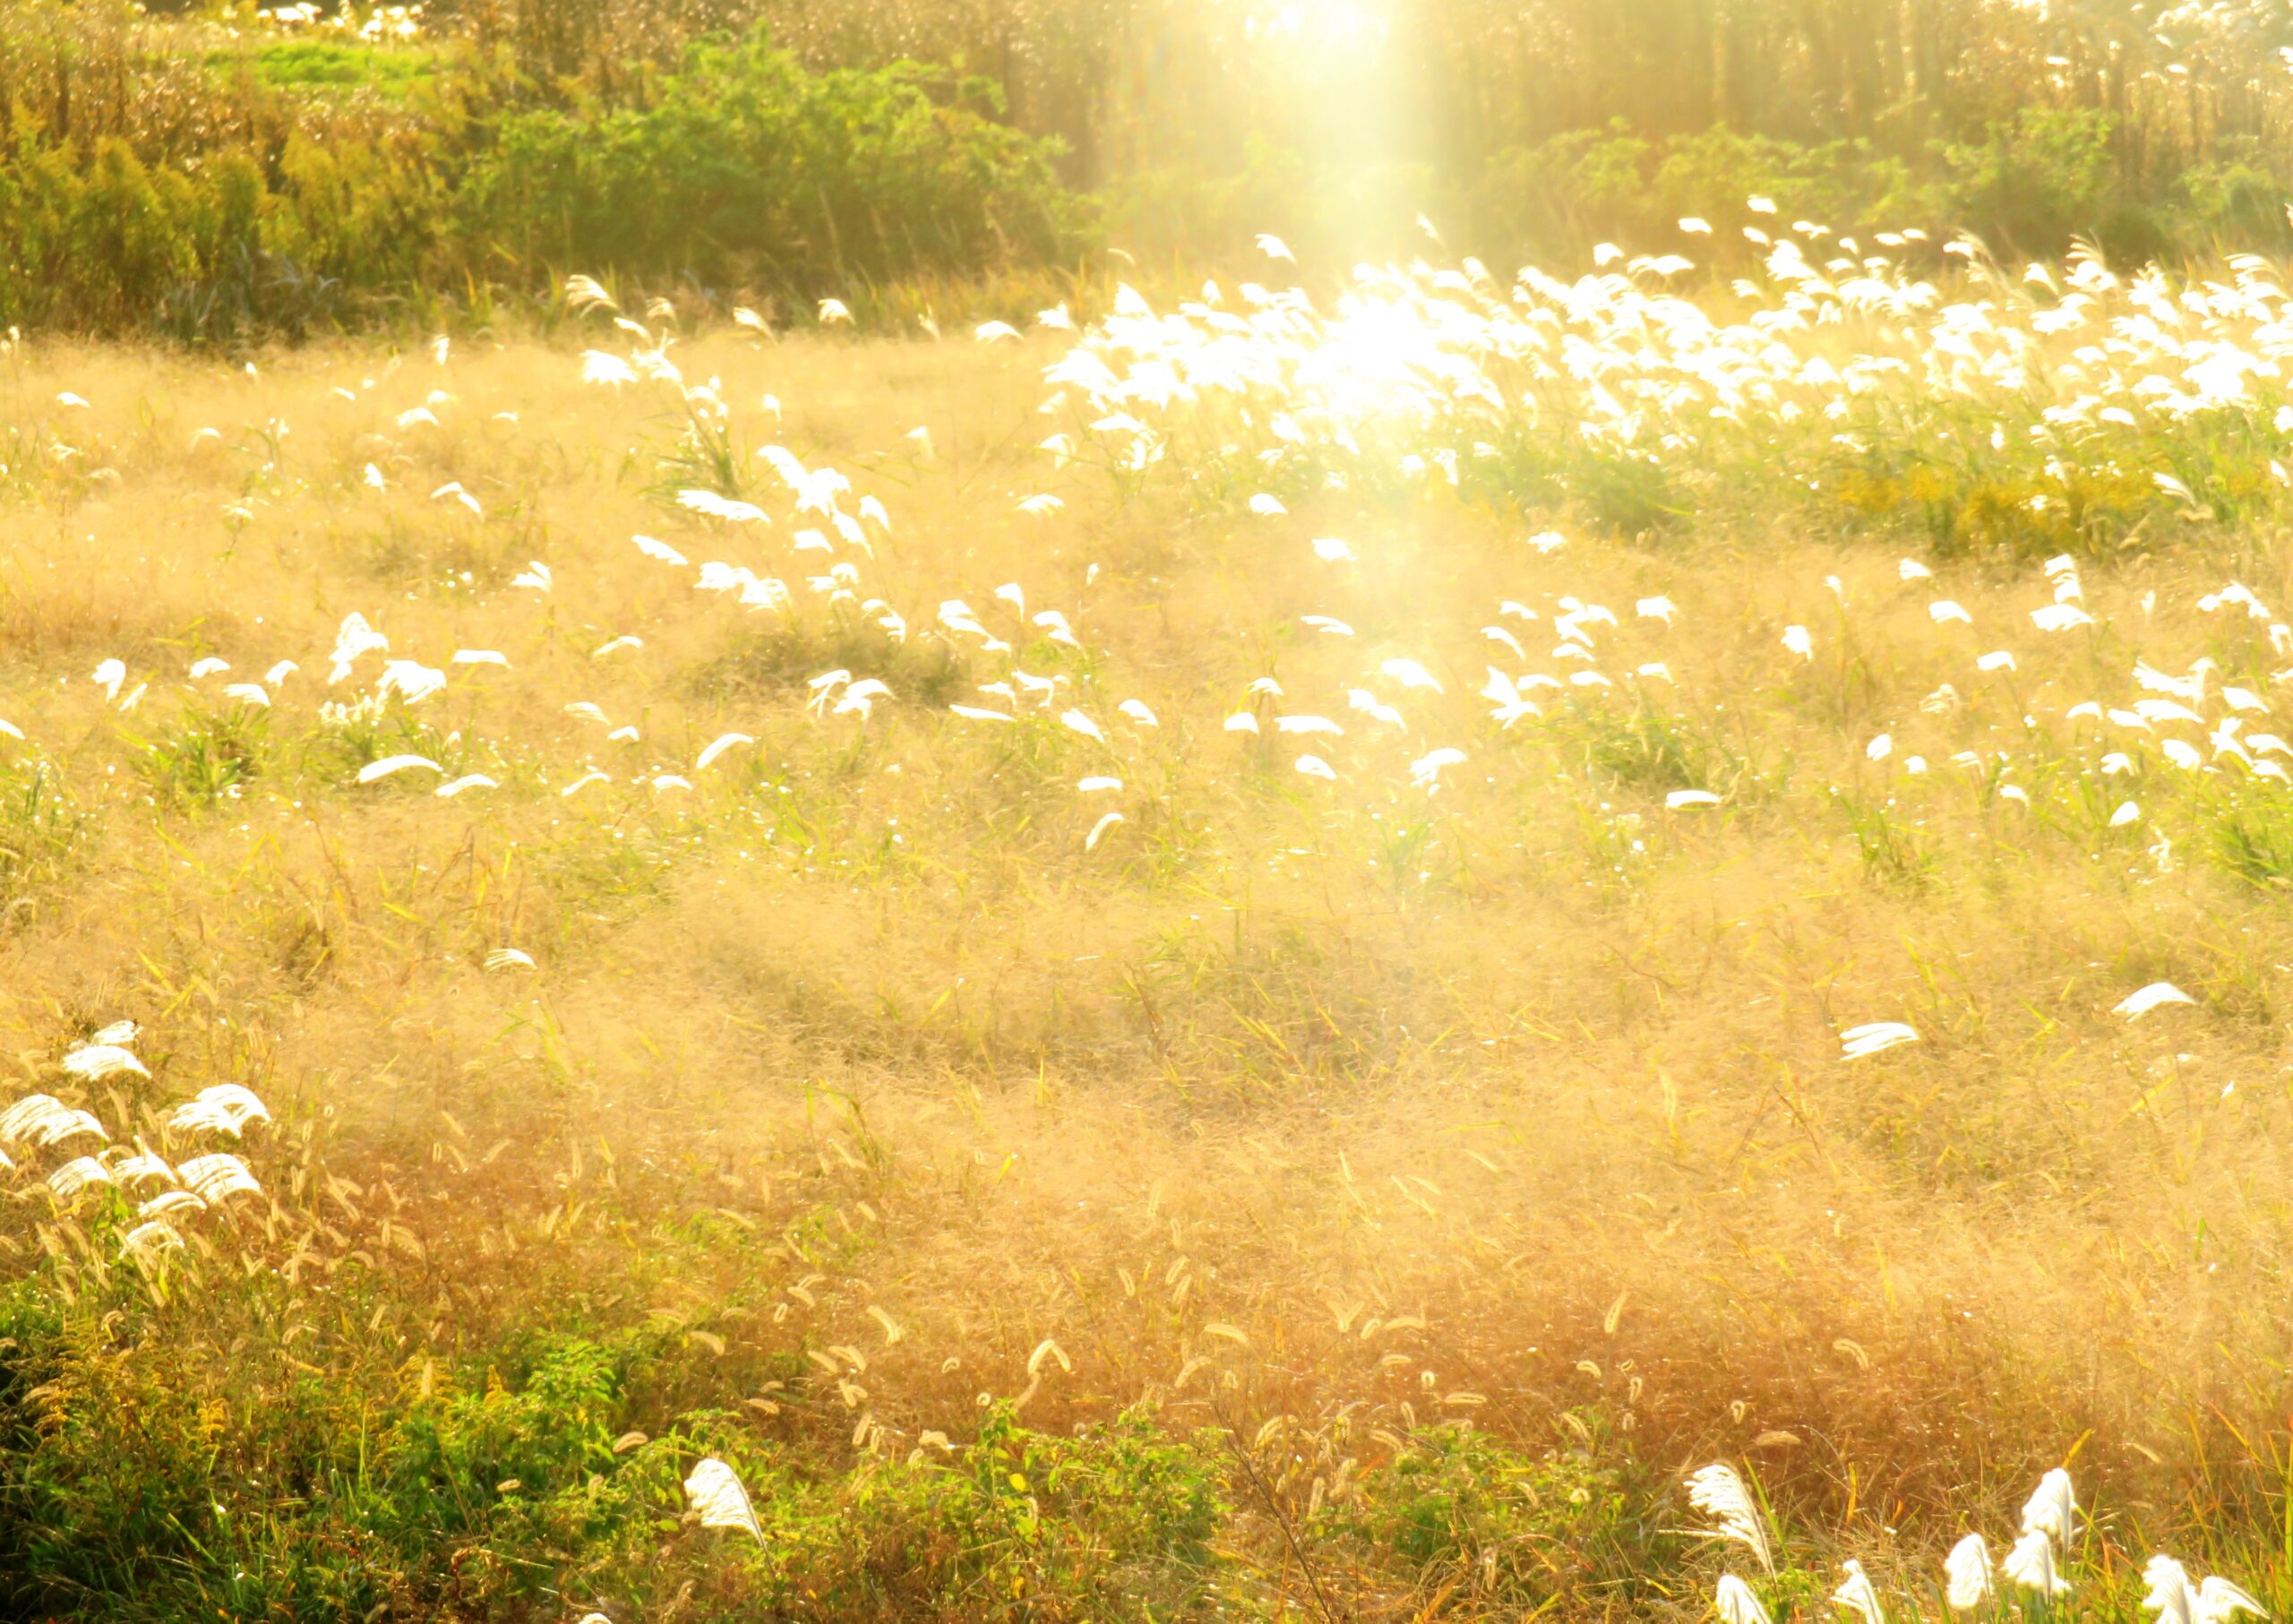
4 247 2293 1620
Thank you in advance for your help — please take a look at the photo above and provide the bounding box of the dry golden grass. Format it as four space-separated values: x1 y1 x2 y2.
5 305 2293 1614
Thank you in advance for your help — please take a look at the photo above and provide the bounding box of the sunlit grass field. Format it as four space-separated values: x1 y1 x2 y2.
9 242 2293 1620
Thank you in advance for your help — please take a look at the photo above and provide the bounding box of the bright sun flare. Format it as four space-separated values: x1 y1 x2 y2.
1250 0 1391 49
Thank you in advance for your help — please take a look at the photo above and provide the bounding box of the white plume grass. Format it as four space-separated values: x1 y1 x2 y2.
176 1153 262 1204
1841 1022 1919 1061
2198 1576 2269 1624
2021 1467 2078 1547
62 1044 147 1080
357 755 442 785
0 1096 107 1150
167 1085 271 1138
2115 983 2196 1018
1685 1463 1773 1574
2148 1556 2200 1624
696 733 754 770
1716 1575 1773 1624
683 1456 764 1542
1832 1560 1885 1624
1944 1534 1993 1610
2004 1530 2070 1596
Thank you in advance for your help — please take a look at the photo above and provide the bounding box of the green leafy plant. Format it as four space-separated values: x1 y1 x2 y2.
125 703 268 811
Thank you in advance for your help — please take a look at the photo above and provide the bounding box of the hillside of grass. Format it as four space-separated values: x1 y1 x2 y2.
15 5 2293 1622
0 236 2290 1616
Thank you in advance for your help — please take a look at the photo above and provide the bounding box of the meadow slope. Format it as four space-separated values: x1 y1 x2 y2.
0 263 2291 1619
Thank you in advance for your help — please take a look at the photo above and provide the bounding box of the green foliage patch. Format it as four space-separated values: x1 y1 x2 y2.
0 12 1089 341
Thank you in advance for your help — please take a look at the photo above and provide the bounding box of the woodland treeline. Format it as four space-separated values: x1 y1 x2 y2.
425 0 2293 192
19 0 2293 339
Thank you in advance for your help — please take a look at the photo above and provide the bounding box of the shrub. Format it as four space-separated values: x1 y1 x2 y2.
1937 107 2124 257
2176 141 2293 252
0 10 1090 339
1467 120 1660 250
1326 1422 1676 1611
457 35 1085 296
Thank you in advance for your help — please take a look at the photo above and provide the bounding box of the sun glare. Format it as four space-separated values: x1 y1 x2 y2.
27 0 2293 1610
1251 0 1391 47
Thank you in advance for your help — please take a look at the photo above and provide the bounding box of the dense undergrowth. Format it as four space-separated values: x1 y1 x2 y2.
1121 108 2293 279
15 4 2293 343
0 1163 1677 1620
0 4 1086 340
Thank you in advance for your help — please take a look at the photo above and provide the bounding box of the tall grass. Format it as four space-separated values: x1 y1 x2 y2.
5 235 2293 1615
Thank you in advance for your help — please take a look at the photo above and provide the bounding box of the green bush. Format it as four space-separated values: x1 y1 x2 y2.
0 1273 1232 1622
1466 121 1661 250
1326 1421 1676 1611
1937 107 2131 257
0 11 1090 340
1110 108 2290 275
2175 141 2293 252
1654 128 1929 237
231 38 446 99
457 35 1084 294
